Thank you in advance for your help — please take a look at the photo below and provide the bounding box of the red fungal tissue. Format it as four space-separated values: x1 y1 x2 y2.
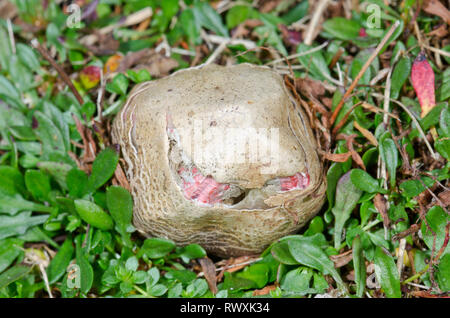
411 52 436 117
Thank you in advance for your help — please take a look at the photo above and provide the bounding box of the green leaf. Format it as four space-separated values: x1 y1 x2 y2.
139 238 176 259
74 199 114 230
436 253 450 292
236 264 269 289
176 244 207 262
194 2 228 37
288 238 345 291
281 1 308 25
380 138 398 187
0 265 32 289
332 171 363 249
440 107 449 137
271 241 299 265
88 147 119 192
0 166 26 196
16 43 40 72
125 256 139 272
435 138 450 160
0 190 53 215
67 168 88 198
106 186 133 238
25 169 51 202
47 238 74 284
399 179 424 198
180 9 201 45
326 162 344 212
373 247 401 298
390 57 411 99
281 267 313 295
350 168 383 193
297 43 331 81
322 17 361 41
37 161 73 191
0 238 23 274
32 111 67 156
75 235 93 294
421 206 450 255
352 235 366 298
226 5 251 29
106 73 129 95
0 212 48 240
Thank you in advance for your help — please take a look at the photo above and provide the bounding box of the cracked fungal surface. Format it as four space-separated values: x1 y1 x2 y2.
111 63 326 257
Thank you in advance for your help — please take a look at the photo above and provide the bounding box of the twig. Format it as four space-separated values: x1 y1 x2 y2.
330 20 400 126
303 0 329 45
423 44 450 59
31 38 84 105
265 41 329 65
396 238 407 277
7 18 15 54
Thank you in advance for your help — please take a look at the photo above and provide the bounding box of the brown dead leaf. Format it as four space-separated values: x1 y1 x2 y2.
319 150 352 162
252 285 278 296
423 0 450 25
354 120 378 146
198 257 218 295
330 249 353 268
84 33 120 56
427 24 448 37
295 77 326 98
374 193 390 229
0 0 17 19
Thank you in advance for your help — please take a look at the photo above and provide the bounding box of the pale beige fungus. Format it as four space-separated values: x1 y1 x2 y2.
111 63 326 257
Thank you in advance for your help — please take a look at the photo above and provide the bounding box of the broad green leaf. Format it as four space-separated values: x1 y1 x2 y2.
75 235 93 294
390 57 411 99
32 111 66 156
74 199 114 230
380 138 398 187
47 238 74 284
0 212 48 240
66 168 88 198
0 238 23 274
352 235 366 298
332 171 363 249
326 162 344 212
288 239 345 291
176 244 207 262
0 191 53 215
271 241 298 265
399 179 424 198
106 73 129 95
440 107 449 137
421 206 450 256
281 267 313 295
281 1 308 25
226 5 251 29
138 238 176 259
88 147 119 192
194 2 228 37
435 139 450 160
0 166 26 196
25 170 51 202
37 161 73 191
180 8 201 45
323 17 361 41
350 168 383 193
16 43 40 72
106 186 133 238
436 253 450 292
297 43 331 81
373 247 401 298
0 265 32 289
236 264 269 289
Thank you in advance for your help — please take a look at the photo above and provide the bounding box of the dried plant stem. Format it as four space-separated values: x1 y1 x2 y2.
31 38 84 105
330 20 400 126
303 0 329 45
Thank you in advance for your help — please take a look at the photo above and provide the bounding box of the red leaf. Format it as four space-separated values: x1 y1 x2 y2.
80 65 101 89
411 52 435 118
